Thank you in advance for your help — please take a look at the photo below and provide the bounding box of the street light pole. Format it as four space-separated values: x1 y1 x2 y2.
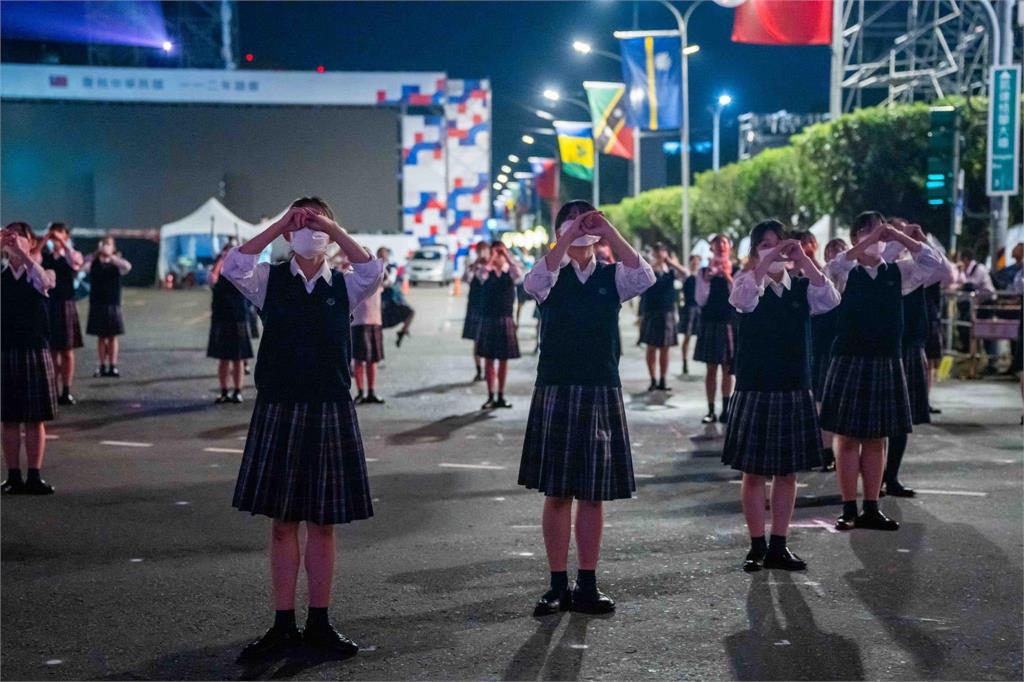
656 0 706 263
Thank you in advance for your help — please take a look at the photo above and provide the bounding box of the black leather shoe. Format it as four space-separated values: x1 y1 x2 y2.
57 392 76 406
855 509 900 531
236 626 302 664
742 550 765 573
22 477 54 495
835 514 857 531
231 391 244 404
884 482 916 498
396 330 409 347
494 398 512 409
648 380 657 392
718 411 729 424
928 406 942 415
481 398 496 410
570 586 615 614
473 371 484 382
214 393 231 404
353 395 366 405
364 394 385 405
764 548 807 571
304 626 359 660
107 366 121 378
533 588 572 616
93 366 105 378
701 412 717 424
1 476 25 495
657 379 671 392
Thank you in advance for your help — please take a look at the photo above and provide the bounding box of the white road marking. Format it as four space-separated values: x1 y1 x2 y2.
510 525 541 529
101 440 152 448
438 463 506 470
566 644 589 649
45 434 59 440
914 489 988 497
514 551 535 557
174 501 190 506
208 464 222 469
897 549 911 553
726 480 808 488
635 474 656 479
365 458 379 462
128 403 143 409
492 496 506 501
45 660 63 666
203 447 243 454
787 520 839 534
129 558 144 563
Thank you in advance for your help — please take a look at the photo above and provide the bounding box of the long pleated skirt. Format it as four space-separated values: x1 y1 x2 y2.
233 398 373 525
206 320 254 360
722 390 823 475
693 319 734 366
476 315 520 360
519 385 635 501
819 355 912 439
902 345 931 425
639 309 679 347
351 324 385 363
1 347 57 423
48 298 84 351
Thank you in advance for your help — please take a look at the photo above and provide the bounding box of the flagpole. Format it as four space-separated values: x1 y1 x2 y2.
633 128 642 196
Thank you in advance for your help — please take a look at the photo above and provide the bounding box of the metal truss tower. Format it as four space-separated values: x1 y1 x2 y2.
839 0 1021 110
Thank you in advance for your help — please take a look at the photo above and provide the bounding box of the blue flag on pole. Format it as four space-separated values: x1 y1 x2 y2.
618 32 682 131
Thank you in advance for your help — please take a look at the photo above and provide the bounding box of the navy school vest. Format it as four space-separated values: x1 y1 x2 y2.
700 270 733 322
734 277 812 392
641 269 677 313
254 262 352 402
832 263 904 358
0 266 50 350
480 271 516 318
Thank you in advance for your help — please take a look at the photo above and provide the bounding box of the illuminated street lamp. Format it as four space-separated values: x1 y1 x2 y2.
508 154 520 163
521 135 535 145
713 93 732 172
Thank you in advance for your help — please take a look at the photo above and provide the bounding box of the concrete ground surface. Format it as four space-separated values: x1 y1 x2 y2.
2 287 1021 681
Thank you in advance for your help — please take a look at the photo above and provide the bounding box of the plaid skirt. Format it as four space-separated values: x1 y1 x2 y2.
48 298 84 351
810 349 832 402
352 324 385 363
693 319 735 366
722 390 823 475
639 309 679 347
86 304 125 337
477 315 520 360
903 345 931 425
461 310 482 341
1 347 57 423
819 355 912 439
519 385 635 501
206 319 254 360
925 321 943 360
678 305 701 336
381 300 413 330
233 397 373 525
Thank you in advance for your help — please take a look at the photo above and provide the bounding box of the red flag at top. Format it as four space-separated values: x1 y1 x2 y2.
529 157 558 201
732 0 832 45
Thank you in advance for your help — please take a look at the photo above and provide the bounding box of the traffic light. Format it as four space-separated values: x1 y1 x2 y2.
926 107 958 207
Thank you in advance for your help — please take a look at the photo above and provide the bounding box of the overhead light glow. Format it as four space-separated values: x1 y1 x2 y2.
521 135 535 145
508 154 520 163
161 40 173 52
501 165 512 173
683 44 700 55
492 182 502 190
497 173 509 182
245 53 254 62
542 89 560 102
572 40 592 54
536 109 555 121
718 94 732 106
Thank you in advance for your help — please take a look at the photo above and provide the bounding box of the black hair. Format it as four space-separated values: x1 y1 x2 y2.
851 210 885 238
554 200 596 228
748 219 787 253
960 247 975 261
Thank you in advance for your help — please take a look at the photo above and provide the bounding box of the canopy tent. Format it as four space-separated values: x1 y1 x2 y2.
156 198 257 282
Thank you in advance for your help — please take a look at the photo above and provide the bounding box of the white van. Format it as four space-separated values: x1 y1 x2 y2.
407 245 454 286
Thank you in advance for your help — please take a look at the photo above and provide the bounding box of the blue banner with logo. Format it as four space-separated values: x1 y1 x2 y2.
618 33 682 131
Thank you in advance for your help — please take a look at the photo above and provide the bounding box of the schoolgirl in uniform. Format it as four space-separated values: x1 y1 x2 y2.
83 236 131 378
809 238 849 471
923 281 944 413
880 219 957 497
351 268 386 405
477 242 522 409
694 235 735 423
1 223 58 495
222 197 383 662
377 247 415 347
519 200 654 615
461 241 491 381
723 220 840 571
638 243 687 391
41 222 84 405
678 254 702 375
820 211 946 531
207 245 252 404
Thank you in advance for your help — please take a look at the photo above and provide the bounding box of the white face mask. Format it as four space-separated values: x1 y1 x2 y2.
864 241 885 258
291 228 329 259
558 219 600 247
757 248 788 274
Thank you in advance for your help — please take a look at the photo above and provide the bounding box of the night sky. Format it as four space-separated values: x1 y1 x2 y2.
234 1 831 180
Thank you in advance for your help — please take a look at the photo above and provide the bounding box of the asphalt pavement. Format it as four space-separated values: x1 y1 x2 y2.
2 286 1021 681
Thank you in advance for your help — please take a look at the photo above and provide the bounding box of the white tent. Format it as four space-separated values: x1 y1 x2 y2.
157 198 257 281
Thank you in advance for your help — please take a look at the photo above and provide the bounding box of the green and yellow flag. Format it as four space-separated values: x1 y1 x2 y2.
584 81 634 159
553 120 594 181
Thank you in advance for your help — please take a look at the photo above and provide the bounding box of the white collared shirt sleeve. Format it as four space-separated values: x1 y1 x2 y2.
808 278 841 315
508 259 525 284
221 247 271 309
24 260 56 296
345 257 385 310
523 257 559 304
881 241 906 263
110 254 132 276
729 270 764 313
896 243 944 294
695 268 711 306
63 247 84 270
825 253 857 293
615 258 656 303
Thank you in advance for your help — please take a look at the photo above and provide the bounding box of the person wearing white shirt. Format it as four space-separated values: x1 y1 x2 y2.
1 223 59 496
83 236 132 378
693 235 737 424
350 260 386 405
224 198 384 664
723 220 841 573
519 201 655 618
475 242 524 409
820 211 946 533
41 222 85 405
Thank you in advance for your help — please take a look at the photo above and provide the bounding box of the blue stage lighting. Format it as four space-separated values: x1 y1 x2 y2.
0 1 170 49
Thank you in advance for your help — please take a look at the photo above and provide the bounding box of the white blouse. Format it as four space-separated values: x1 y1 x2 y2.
523 256 655 304
729 269 841 315
825 243 945 295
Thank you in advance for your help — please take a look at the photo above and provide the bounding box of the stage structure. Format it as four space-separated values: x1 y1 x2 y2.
0 63 491 244
838 0 1021 110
